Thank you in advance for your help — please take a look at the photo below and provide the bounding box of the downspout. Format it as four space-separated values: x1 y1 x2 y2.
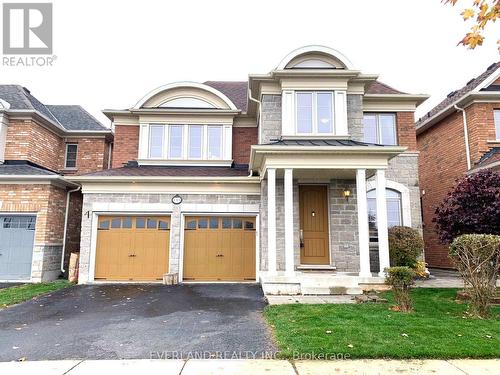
454 104 471 170
61 185 81 274
248 87 262 178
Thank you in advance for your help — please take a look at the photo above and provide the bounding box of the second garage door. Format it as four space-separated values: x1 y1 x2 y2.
95 216 170 281
183 216 256 281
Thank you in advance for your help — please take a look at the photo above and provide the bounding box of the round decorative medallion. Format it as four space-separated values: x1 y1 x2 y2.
171 194 183 205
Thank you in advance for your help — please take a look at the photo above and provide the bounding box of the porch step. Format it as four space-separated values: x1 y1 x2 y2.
297 265 337 271
301 286 363 295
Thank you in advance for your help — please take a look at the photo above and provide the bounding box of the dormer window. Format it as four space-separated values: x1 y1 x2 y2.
296 92 334 135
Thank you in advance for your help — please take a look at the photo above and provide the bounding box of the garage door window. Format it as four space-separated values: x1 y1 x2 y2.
3 216 36 229
99 220 110 230
159 220 169 230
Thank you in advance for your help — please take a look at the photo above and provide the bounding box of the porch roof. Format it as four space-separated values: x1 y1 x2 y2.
249 139 406 175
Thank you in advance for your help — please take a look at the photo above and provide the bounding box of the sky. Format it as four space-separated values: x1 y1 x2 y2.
0 0 499 127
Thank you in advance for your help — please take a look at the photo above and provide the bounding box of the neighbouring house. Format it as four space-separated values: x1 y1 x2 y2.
70 46 427 294
0 85 112 281
416 62 500 269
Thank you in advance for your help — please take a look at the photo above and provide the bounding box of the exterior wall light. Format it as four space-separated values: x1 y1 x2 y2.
343 188 351 201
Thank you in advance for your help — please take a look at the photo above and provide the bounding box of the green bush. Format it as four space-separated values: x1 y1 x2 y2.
385 266 415 312
388 226 424 268
449 234 500 318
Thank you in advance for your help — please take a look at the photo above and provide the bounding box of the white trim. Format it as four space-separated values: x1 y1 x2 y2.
133 82 238 110
366 179 412 227
474 65 500 91
375 170 390 277
0 98 11 109
284 168 295 276
267 168 277 275
356 169 371 277
277 45 354 70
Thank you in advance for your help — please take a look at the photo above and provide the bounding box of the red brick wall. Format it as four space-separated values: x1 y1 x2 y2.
0 184 67 244
5 119 63 171
417 102 500 268
62 138 110 175
396 112 417 151
232 127 258 164
112 125 139 168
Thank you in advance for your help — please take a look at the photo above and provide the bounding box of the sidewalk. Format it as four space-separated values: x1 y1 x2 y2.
0 359 498 375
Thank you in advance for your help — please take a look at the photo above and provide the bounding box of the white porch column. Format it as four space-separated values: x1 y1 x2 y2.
267 168 277 275
376 169 390 276
356 169 371 277
284 168 295 276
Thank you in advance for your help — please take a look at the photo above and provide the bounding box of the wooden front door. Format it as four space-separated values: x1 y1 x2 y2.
183 216 256 281
299 185 330 265
95 216 170 281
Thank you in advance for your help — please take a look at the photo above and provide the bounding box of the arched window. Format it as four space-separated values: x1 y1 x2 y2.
367 188 402 242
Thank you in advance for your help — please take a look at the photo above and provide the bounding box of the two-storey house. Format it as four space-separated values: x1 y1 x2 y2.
416 62 500 268
0 85 112 281
72 46 427 294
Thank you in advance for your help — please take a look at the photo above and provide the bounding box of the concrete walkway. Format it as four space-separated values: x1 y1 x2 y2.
0 359 498 375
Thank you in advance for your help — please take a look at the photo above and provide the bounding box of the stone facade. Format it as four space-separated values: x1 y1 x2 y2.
260 95 282 144
78 192 260 283
347 94 364 142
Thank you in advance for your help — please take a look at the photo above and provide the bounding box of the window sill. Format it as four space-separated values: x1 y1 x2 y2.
137 159 233 167
486 140 500 145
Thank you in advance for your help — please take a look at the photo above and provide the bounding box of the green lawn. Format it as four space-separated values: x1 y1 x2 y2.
0 281 72 308
265 288 500 359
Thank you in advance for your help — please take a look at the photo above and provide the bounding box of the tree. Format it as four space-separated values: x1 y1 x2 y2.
434 169 500 243
443 0 500 50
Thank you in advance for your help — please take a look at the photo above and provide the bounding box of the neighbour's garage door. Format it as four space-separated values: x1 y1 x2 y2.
183 216 256 281
95 216 170 281
0 215 36 280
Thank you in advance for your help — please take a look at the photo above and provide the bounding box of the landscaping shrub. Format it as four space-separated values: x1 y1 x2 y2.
388 226 424 268
385 266 415 312
449 234 500 318
435 169 500 244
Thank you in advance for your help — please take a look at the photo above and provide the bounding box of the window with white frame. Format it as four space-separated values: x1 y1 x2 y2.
295 91 334 135
140 124 230 162
188 125 203 159
65 143 78 168
367 188 402 242
494 109 500 140
363 113 397 145
208 126 222 159
169 125 183 159
149 125 164 158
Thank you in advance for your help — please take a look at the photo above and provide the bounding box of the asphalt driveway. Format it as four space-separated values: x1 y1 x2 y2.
0 284 276 361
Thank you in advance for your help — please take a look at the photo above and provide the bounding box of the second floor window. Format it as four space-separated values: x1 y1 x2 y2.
296 92 334 134
363 113 397 145
146 124 226 161
65 144 78 168
494 109 500 140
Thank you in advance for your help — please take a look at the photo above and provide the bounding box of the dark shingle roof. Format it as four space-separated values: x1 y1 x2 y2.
46 105 107 131
0 85 107 131
204 81 248 112
366 81 406 95
417 62 500 127
265 139 386 147
475 147 500 168
0 160 58 176
79 165 250 178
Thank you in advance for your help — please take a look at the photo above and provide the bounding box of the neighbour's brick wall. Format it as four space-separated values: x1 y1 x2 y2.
112 125 139 168
396 112 418 151
417 102 500 268
4 119 63 171
62 138 109 175
0 184 66 244
417 110 469 268
232 127 257 164
466 102 500 163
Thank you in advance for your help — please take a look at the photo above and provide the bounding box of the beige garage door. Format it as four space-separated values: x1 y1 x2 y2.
95 216 170 281
183 216 256 281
